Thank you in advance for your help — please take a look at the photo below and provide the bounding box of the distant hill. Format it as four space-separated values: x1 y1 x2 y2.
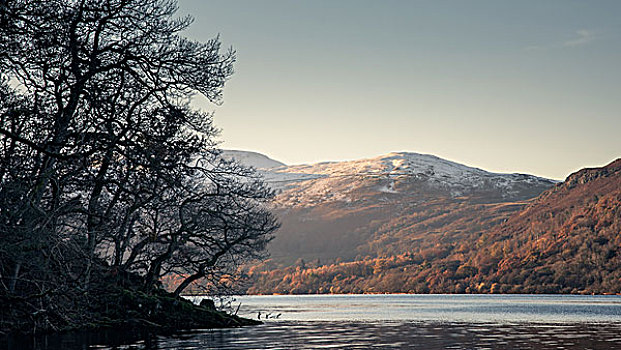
244 156 620 294
220 149 286 170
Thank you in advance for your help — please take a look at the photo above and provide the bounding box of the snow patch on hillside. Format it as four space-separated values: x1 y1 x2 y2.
221 150 556 205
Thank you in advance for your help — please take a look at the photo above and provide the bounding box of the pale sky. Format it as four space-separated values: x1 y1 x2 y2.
177 0 621 180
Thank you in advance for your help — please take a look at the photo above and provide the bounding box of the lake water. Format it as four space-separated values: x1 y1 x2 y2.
5 294 621 349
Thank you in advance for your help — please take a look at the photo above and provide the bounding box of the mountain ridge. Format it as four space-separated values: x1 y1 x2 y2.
247 157 621 294
227 150 556 204
220 149 286 170
220 150 620 294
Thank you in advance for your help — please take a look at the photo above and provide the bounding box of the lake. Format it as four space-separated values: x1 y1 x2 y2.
5 294 621 349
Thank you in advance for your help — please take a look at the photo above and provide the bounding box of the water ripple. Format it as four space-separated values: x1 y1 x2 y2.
4 295 621 349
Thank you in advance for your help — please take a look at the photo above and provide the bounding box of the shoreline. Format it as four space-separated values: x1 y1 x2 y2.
1 289 260 337
185 291 621 297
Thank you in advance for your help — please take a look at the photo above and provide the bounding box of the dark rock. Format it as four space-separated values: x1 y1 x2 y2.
199 299 216 310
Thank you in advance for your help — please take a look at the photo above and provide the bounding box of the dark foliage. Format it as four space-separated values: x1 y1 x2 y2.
0 0 278 334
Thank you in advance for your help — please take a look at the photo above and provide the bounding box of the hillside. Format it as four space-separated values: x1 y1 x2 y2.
216 151 571 294
246 157 621 294
469 158 621 293
247 152 554 266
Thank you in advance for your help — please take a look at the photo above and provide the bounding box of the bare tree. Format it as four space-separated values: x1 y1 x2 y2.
0 0 277 332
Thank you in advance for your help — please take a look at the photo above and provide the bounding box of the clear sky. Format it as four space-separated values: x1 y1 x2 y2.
177 0 621 180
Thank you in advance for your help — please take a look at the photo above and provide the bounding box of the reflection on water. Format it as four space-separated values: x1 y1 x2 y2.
4 294 621 350
165 322 621 350
6 321 621 350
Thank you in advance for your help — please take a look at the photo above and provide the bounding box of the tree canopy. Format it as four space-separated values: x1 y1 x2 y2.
0 0 278 333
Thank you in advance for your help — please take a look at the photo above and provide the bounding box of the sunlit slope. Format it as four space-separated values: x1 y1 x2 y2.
247 157 621 294
222 151 621 294
254 151 554 267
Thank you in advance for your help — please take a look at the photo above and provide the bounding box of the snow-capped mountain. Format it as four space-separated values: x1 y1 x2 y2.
223 150 558 292
248 158 621 295
225 150 556 207
221 150 620 295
